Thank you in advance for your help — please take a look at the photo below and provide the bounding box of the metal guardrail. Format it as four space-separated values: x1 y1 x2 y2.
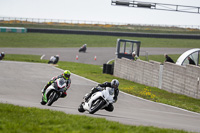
0 17 129 26
0 17 200 29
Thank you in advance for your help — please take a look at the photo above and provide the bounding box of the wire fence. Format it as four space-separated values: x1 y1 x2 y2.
0 17 200 29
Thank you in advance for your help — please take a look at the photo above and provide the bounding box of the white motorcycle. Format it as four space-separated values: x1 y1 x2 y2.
78 87 115 114
42 78 67 106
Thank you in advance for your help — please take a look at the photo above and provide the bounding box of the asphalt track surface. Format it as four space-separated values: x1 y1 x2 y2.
0 61 200 132
0 47 191 65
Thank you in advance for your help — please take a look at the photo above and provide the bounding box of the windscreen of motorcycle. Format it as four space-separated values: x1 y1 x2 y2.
56 78 66 88
108 87 114 95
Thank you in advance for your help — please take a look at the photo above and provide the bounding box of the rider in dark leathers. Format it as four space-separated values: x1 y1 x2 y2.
48 55 59 64
0 52 5 60
79 44 87 52
85 79 119 112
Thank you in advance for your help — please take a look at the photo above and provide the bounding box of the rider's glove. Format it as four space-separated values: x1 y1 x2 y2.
96 86 103 91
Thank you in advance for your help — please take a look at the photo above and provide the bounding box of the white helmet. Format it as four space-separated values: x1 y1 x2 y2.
111 79 119 89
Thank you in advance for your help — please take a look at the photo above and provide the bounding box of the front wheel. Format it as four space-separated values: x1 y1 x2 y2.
47 91 58 106
90 98 105 114
78 102 85 113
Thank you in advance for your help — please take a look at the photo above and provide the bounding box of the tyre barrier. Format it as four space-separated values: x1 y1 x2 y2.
0 27 27 33
103 63 114 75
27 28 200 39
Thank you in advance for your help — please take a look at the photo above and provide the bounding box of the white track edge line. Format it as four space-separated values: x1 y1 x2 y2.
2 61 200 116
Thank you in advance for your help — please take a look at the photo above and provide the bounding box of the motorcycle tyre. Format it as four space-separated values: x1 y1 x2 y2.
78 102 85 113
47 91 57 106
90 98 105 114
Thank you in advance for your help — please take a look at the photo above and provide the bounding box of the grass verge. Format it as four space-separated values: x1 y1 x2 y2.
0 103 188 133
139 54 181 63
3 54 200 113
0 32 200 48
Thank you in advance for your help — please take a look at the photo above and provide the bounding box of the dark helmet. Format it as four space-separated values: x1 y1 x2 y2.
111 79 119 89
0 52 5 58
63 70 71 80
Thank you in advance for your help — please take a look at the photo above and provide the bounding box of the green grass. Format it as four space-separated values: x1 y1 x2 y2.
0 32 200 48
3 54 200 113
4 54 48 63
140 54 181 63
0 103 188 133
1 24 199 133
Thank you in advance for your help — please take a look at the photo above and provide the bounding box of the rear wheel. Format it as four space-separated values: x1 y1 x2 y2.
90 98 105 114
47 91 57 106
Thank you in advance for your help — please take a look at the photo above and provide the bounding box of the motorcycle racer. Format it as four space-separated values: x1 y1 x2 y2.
48 55 59 64
0 52 5 60
84 79 119 112
40 70 71 105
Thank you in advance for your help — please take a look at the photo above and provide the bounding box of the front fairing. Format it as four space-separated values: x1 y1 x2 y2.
43 85 55 102
43 78 66 102
83 87 115 112
102 87 114 103
83 91 104 112
56 78 66 88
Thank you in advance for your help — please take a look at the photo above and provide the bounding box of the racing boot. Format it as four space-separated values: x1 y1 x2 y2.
40 89 46 105
104 103 114 112
60 91 67 98
40 97 46 105
40 85 49 105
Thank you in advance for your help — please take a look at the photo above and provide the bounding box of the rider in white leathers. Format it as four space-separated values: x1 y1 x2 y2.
85 79 119 112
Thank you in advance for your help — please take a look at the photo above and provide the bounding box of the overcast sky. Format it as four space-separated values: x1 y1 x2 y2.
0 0 200 27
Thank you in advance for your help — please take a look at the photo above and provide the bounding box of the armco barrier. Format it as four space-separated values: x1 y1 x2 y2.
114 58 200 99
0 27 27 33
27 28 200 39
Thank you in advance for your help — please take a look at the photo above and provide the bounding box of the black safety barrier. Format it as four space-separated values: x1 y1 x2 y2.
103 63 114 75
27 28 200 39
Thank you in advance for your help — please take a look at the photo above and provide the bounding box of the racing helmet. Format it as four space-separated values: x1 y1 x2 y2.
1 52 5 56
111 79 119 89
132 51 136 55
63 70 71 80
